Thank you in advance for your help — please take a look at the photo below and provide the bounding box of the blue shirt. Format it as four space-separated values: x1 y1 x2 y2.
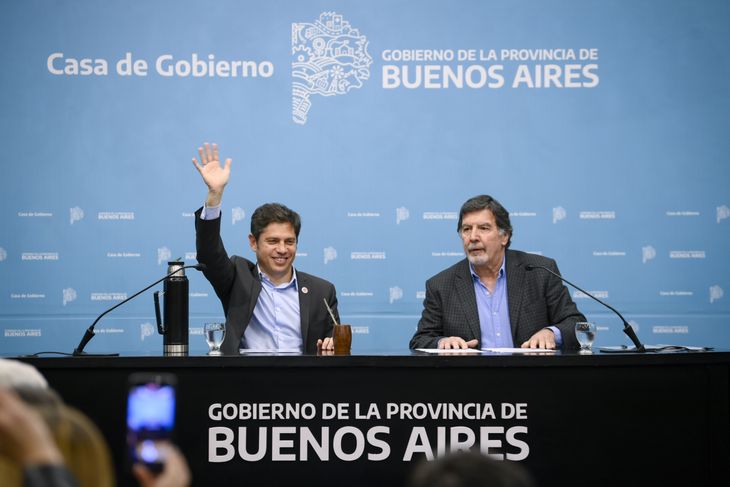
242 267 303 352
471 258 562 348
471 260 513 348
201 204 303 351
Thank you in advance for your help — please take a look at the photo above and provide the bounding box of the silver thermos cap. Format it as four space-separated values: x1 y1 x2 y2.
167 261 186 278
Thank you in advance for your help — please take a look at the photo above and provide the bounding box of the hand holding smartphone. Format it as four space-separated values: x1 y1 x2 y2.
126 373 177 473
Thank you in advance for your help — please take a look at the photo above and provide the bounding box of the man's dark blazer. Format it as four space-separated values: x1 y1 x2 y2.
195 208 339 355
409 249 585 350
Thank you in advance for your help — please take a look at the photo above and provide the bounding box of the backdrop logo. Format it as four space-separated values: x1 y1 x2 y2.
4 329 42 338
62 287 77 306
140 322 155 341
552 207 566 224
0 247 6 262
351 251 386 260
396 207 410 225
98 211 134 220
710 285 724 304
642 245 656 264
157 246 172 265
718 205 730 223
423 212 457 221
324 246 337 264
579 211 615 220
69 206 84 225
232 207 246 225
21 252 59 261
389 286 403 304
291 12 372 124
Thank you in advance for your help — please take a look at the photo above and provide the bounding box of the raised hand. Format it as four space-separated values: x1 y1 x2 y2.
191 142 232 207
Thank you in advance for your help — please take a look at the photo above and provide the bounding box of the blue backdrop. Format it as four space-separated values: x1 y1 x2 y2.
1 0 728 355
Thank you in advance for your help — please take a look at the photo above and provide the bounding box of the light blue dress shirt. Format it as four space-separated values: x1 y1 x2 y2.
201 204 303 351
471 259 563 348
242 268 303 351
471 260 513 348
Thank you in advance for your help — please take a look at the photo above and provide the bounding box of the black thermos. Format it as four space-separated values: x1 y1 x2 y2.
154 261 189 355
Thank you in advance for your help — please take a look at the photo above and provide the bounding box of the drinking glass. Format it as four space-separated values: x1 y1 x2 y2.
575 322 597 353
204 322 225 355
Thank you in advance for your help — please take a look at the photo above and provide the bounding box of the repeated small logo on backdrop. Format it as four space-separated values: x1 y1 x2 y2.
422 212 457 220
157 246 172 265
91 292 127 301
579 210 615 220
98 211 134 220
62 288 77 306
592 250 626 257
324 246 337 264
232 207 246 225
431 251 462 258
669 250 706 259
140 322 155 341
389 286 403 304
642 246 656 264
717 205 729 223
653 325 688 334
17 211 52 218
351 251 386 260
665 210 699 217
396 207 410 225
10 293 45 300
573 290 609 299
347 211 380 218
69 207 84 225
340 291 374 298
552 207 566 224
4 329 41 338
710 285 724 304
292 12 372 124
21 252 59 261
510 211 537 218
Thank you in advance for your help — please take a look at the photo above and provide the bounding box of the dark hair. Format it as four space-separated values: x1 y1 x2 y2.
250 203 301 241
457 195 513 248
408 451 535 487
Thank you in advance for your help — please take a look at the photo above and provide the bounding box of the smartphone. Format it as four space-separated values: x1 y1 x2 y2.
126 373 177 472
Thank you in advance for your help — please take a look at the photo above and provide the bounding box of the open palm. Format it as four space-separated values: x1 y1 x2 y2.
192 142 232 193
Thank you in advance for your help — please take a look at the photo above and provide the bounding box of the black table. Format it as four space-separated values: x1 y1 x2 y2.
21 351 730 487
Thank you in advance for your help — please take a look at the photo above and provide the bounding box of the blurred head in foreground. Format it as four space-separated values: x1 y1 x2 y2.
408 450 536 487
0 387 115 487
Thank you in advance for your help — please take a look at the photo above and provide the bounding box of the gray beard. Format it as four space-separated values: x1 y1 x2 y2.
466 253 490 267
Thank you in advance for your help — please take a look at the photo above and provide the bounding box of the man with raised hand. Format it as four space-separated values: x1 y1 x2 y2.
193 143 339 354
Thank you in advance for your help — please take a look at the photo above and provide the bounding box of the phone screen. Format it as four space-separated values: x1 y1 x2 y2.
126 375 176 467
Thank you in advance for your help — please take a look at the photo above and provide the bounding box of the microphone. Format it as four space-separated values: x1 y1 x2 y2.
72 263 207 356
525 263 646 352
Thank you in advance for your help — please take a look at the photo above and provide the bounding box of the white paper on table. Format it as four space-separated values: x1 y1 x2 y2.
415 348 484 354
238 348 302 354
482 347 557 354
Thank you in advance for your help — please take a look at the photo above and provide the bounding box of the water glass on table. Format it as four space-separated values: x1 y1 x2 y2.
575 322 597 353
204 322 225 355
